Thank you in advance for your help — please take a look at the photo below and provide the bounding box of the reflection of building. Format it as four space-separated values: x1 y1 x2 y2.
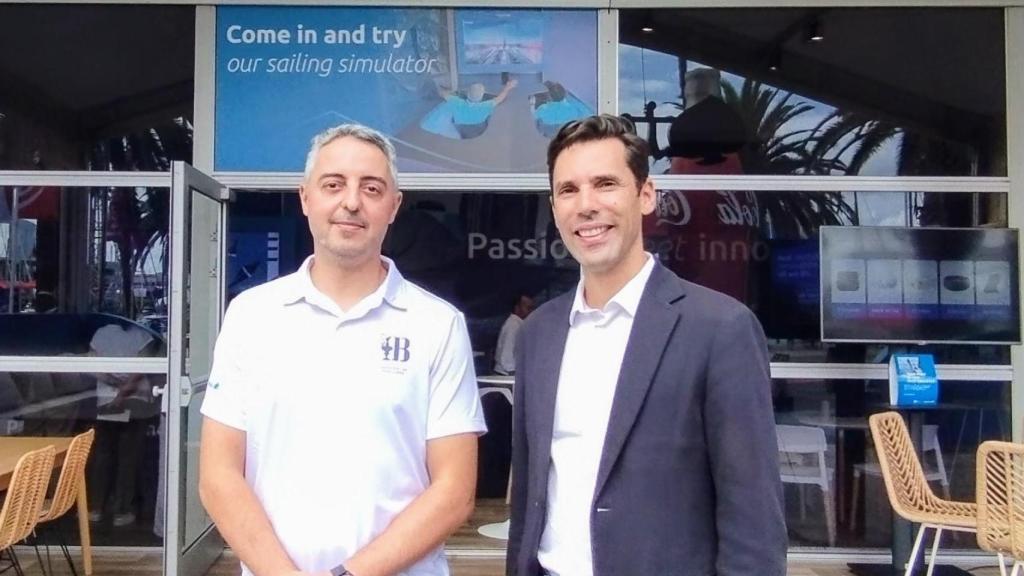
0 3 1020 571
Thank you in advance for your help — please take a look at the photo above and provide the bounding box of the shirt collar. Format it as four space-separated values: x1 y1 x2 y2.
281 255 408 315
569 253 655 326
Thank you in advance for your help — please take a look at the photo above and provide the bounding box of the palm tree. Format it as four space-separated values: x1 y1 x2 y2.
719 79 883 238
88 118 192 318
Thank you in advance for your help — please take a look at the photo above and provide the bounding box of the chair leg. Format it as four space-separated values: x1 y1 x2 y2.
9 548 25 576
798 485 807 521
822 487 836 547
1011 561 1024 576
997 553 1008 576
904 524 928 576
925 527 942 576
32 541 47 576
57 523 79 576
850 470 861 532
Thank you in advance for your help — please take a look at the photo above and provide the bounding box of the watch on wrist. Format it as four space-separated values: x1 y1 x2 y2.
329 565 352 576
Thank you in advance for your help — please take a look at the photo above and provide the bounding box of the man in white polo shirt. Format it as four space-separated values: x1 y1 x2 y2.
199 124 486 576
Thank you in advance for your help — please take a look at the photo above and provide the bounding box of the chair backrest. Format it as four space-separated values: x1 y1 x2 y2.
776 424 827 454
868 411 938 520
976 440 1024 559
479 387 513 406
0 445 56 550
39 429 95 523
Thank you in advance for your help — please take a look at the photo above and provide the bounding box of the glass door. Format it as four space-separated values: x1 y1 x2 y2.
165 162 228 575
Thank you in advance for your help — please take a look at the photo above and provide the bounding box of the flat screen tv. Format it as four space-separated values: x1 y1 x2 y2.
455 10 544 75
820 226 1021 344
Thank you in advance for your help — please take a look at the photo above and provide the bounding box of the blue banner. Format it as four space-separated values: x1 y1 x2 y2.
215 7 598 173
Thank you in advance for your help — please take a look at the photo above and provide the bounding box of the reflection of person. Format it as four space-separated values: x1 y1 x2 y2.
532 81 590 128
439 79 518 134
493 294 534 375
199 124 486 576
507 115 786 576
87 322 158 527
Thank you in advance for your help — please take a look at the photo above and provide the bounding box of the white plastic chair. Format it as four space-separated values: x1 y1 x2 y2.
777 424 836 546
478 386 514 540
850 424 949 531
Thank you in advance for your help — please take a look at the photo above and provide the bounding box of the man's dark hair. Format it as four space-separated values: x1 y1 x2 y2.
546 114 650 190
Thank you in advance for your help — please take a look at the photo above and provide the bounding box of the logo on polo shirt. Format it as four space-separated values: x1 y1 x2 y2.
381 336 411 363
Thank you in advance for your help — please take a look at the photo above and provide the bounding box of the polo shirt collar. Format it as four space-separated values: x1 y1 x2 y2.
281 255 408 316
569 253 655 326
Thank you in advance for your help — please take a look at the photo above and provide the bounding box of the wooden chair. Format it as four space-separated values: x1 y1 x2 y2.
851 424 951 531
869 411 977 576
37 429 95 576
0 445 56 576
976 440 1024 576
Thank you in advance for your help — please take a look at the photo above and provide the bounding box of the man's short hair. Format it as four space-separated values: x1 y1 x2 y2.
546 114 650 189
303 124 399 188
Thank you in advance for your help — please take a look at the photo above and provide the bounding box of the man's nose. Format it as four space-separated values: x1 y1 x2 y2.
576 186 599 215
339 186 361 212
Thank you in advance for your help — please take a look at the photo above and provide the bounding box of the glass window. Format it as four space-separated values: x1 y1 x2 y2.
228 190 576 374
0 370 163 546
214 7 596 173
0 187 169 355
0 5 195 171
775 378 1010 550
619 8 1006 177
643 189 1010 363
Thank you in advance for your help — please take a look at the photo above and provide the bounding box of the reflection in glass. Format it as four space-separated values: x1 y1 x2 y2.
0 4 194 171
0 187 169 355
0 371 163 546
774 378 1010 549
619 9 1006 177
643 189 1009 363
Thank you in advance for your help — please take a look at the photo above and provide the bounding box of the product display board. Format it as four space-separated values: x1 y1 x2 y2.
820 226 1020 344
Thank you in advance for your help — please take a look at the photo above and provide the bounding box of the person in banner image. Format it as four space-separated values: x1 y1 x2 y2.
506 115 786 576
199 124 486 576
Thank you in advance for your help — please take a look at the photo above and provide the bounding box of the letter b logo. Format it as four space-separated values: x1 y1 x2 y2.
381 336 411 362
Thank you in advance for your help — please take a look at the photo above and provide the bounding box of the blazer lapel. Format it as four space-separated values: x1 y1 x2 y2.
529 292 572 494
593 264 685 498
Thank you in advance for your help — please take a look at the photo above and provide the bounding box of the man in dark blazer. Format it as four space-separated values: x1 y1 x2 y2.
507 115 786 576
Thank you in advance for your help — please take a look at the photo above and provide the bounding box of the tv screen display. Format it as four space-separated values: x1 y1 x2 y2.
820 226 1021 344
455 11 544 74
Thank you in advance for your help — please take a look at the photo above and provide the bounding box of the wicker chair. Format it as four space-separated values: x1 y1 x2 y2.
976 440 1024 576
37 429 95 576
869 411 977 576
0 445 56 576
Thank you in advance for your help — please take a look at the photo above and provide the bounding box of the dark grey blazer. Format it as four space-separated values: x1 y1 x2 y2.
506 262 787 576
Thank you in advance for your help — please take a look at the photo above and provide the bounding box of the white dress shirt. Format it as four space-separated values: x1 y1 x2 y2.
494 313 523 375
538 254 656 576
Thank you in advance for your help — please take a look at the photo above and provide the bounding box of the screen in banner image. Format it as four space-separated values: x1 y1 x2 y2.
819 226 1021 344
215 7 598 173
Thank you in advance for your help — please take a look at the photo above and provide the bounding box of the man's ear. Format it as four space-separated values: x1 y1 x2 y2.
389 190 404 224
298 183 310 217
639 178 656 216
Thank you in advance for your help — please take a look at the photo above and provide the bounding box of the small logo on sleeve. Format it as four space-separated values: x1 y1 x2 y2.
381 336 411 363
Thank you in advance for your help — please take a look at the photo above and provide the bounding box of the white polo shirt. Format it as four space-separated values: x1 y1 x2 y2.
201 256 487 576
